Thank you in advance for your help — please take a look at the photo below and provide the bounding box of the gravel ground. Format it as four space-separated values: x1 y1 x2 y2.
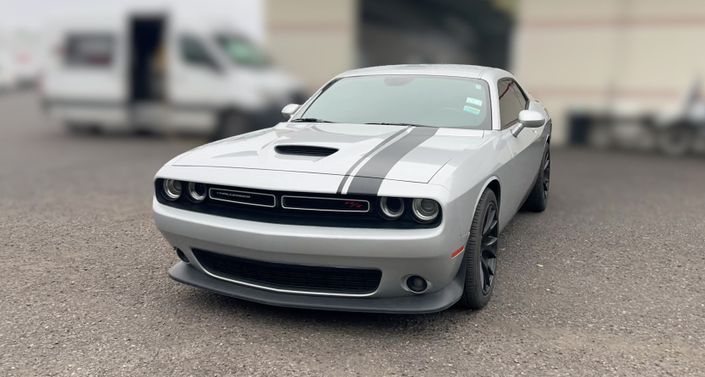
1 92 704 376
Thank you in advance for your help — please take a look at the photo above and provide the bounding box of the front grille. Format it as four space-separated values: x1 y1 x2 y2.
154 180 441 229
209 188 276 208
281 195 370 213
193 249 381 295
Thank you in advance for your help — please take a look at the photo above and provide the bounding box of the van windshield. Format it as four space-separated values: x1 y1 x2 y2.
215 34 270 68
298 75 492 129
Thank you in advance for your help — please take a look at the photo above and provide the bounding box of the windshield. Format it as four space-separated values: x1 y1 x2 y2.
298 75 491 129
215 34 270 68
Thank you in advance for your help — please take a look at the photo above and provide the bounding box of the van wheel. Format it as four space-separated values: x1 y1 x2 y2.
657 125 693 156
588 123 612 149
213 111 251 140
65 122 101 135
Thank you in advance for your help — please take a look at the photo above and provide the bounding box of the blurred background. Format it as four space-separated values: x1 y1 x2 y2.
0 0 703 154
2 3 705 374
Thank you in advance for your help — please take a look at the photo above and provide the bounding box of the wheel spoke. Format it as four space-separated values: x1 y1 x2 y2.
479 199 499 294
483 208 497 235
483 208 492 228
542 152 551 198
483 219 498 236
482 246 497 260
482 235 498 249
487 259 496 276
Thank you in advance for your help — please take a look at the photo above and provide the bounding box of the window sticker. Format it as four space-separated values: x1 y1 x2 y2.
475 84 482 90
463 105 481 115
465 97 483 107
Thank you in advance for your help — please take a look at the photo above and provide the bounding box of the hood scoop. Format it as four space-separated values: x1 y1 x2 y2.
274 145 339 157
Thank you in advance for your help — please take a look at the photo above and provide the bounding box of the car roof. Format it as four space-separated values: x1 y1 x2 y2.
336 64 513 82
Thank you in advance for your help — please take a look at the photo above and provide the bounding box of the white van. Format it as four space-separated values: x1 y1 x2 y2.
42 11 306 138
0 50 17 91
0 32 18 91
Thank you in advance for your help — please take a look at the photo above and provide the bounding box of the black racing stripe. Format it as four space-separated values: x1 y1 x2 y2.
336 127 409 194
346 127 438 195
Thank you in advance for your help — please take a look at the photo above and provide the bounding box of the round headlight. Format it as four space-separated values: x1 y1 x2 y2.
162 179 182 201
411 198 440 223
379 197 404 220
188 182 207 202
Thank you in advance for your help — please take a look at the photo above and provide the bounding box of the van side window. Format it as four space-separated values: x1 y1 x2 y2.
498 79 528 129
180 35 219 71
65 34 114 67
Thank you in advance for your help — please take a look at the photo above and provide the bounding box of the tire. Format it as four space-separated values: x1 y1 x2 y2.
521 146 551 212
457 189 499 310
212 111 251 141
65 122 101 135
588 123 613 149
657 124 694 157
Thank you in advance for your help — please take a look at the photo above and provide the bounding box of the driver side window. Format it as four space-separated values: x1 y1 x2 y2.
180 35 220 71
498 79 528 129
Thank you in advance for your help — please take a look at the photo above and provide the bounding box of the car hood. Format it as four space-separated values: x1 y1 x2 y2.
173 123 486 183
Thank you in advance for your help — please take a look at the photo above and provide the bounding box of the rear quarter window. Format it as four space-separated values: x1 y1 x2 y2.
498 79 528 129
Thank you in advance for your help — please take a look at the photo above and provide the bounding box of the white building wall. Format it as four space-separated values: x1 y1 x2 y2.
513 0 705 143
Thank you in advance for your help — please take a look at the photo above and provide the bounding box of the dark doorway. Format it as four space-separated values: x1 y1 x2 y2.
130 16 165 102
359 0 513 69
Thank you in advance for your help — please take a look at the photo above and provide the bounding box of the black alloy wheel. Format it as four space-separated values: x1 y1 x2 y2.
542 150 551 200
521 145 551 212
458 189 499 310
479 201 499 295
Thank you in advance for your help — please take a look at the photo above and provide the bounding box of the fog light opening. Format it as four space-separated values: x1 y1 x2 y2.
175 248 190 264
406 275 428 294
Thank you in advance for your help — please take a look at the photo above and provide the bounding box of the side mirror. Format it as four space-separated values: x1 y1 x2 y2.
512 110 546 137
281 104 300 119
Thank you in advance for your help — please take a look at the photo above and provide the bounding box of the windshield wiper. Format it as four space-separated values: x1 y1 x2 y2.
363 122 432 128
291 118 334 123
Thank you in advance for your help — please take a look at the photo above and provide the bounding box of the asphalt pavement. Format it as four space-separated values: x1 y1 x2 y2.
1 92 704 376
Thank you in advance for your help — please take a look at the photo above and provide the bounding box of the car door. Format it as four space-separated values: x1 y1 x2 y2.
496 78 543 213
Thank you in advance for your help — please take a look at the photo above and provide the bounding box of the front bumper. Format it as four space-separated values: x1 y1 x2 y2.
169 262 464 314
154 199 467 313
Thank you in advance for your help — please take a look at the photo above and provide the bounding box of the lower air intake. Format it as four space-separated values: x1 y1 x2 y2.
192 249 381 295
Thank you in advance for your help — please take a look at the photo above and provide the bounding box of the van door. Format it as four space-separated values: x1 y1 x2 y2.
166 33 225 132
129 16 165 103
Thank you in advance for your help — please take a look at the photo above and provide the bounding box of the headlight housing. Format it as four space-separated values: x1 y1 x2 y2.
162 179 183 201
379 197 405 220
188 182 207 202
411 198 440 223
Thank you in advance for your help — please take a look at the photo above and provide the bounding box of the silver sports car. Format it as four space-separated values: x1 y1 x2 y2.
153 65 551 313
